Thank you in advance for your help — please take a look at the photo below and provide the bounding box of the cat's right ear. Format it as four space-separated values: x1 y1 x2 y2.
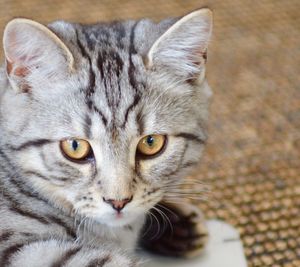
3 18 74 92
146 8 212 84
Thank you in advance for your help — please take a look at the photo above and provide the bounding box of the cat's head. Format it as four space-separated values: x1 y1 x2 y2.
0 9 212 227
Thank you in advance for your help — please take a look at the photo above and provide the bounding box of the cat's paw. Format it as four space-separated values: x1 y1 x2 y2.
140 202 208 258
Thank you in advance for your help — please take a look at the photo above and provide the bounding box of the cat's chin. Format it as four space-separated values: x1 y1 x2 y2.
94 212 141 228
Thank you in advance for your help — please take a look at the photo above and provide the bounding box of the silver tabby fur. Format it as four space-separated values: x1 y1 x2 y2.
0 8 212 267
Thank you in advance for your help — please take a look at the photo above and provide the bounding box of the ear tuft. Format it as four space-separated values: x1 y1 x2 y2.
147 8 213 82
3 18 74 92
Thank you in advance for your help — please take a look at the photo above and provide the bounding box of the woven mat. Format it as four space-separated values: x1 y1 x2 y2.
1 1 300 266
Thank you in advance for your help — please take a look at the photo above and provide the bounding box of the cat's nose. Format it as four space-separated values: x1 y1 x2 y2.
103 196 133 212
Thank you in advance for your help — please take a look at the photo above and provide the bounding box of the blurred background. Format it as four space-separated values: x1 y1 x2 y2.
1 0 299 266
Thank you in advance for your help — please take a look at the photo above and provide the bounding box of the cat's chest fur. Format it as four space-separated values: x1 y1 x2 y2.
77 217 144 251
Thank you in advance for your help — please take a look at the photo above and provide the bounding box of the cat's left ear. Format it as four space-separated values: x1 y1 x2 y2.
3 18 74 92
147 8 212 83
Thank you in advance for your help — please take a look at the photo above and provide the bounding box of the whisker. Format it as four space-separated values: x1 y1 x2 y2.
152 206 173 238
148 210 161 240
156 203 178 219
142 211 154 238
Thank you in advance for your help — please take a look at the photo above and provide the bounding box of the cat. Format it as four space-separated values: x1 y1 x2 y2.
0 8 213 267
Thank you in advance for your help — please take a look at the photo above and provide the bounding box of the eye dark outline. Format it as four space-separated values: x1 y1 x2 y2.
60 139 94 164
136 135 168 160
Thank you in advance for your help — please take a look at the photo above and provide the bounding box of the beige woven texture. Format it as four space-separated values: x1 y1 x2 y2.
1 0 299 266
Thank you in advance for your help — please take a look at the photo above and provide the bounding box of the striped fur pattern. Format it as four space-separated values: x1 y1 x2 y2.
0 9 212 267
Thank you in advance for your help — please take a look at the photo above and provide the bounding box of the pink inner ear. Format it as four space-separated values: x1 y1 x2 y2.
14 66 29 77
7 59 29 78
6 59 13 75
6 58 31 93
5 25 40 78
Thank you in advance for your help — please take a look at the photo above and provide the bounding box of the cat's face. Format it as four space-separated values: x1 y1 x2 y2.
0 9 212 227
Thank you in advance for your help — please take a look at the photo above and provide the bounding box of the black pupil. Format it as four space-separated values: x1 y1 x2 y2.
72 140 79 151
146 136 154 146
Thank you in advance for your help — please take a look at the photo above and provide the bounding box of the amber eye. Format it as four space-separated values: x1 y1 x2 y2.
60 139 92 161
137 135 166 157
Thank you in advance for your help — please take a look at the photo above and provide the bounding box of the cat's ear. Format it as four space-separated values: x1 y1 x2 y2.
3 18 74 92
147 8 212 83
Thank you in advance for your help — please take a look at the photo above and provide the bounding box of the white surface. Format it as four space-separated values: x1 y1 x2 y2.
140 219 248 267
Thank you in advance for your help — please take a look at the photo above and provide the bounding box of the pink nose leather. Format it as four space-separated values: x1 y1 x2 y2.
103 196 133 212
